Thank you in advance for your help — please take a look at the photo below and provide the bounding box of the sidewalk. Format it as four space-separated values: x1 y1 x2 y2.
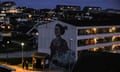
0 63 64 72
1 63 31 72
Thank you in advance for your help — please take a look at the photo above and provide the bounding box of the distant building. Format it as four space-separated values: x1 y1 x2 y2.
1 1 22 13
60 11 93 21
56 5 81 12
0 13 6 23
83 6 102 13
15 13 30 22
39 9 56 20
61 11 82 20
55 5 81 17
104 9 120 14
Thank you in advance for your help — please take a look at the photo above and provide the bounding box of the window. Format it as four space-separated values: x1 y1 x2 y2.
77 39 95 46
78 28 96 35
109 27 116 33
97 28 109 33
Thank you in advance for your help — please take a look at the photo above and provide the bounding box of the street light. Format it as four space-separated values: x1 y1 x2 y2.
21 42 24 64
69 38 73 72
6 40 10 63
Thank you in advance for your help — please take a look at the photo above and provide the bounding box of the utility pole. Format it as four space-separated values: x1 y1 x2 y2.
0 0 2 9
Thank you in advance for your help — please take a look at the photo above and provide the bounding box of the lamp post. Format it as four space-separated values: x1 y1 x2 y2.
21 42 24 64
6 40 10 63
69 38 73 72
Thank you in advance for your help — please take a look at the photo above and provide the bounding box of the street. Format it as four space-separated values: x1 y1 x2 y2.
0 63 64 72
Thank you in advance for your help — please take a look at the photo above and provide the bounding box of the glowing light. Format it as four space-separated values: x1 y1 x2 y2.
94 38 97 44
29 14 32 18
1 26 5 29
35 32 39 35
109 27 116 32
21 42 24 46
8 26 11 29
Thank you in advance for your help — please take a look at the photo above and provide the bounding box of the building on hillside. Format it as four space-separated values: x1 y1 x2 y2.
104 9 120 14
0 13 6 23
83 6 102 13
31 10 120 69
37 18 120 58
56 5 81 12
1 1 22 13
55 5 81 18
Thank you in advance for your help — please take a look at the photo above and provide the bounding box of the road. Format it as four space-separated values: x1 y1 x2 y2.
0 63 64 72
1 63 32 72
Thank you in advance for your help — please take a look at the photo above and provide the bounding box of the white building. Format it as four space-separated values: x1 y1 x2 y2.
1 1 22 13
37 20 120 60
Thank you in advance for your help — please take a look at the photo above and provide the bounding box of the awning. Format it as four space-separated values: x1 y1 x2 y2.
32 52 49 58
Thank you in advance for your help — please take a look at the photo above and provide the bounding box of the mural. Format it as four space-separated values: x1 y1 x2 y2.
50 24 75 69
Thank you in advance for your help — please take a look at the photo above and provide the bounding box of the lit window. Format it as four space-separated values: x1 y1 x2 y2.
109 27 116 33
90 48 98 52
1 11 5 13
60 8 63 10
1 26 5 29
94 38 97 44
89 8 92 10
91 28 97 34
67 6 70 8
90 39 95 44
8 26 11 29
112 36 116 42
112 45 116 50
86 29 90 34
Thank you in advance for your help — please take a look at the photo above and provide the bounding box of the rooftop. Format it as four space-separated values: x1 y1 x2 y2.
60 12 120 26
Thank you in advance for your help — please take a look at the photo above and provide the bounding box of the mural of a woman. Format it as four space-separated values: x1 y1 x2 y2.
50 24 75 69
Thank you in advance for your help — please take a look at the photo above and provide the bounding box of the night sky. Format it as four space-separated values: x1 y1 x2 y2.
2 0 120 9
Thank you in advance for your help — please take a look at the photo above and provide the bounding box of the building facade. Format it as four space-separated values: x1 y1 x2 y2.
37 18 120 61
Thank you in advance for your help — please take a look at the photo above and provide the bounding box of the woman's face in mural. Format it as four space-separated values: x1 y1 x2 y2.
55 26 61 37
